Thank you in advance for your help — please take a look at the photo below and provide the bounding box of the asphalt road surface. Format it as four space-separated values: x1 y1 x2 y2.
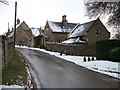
17 47 119 88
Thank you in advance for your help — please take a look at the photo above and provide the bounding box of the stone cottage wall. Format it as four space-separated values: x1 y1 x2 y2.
46 42 96 56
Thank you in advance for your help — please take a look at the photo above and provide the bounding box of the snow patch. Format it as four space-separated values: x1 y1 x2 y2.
0 85 25 90
31 28 40 37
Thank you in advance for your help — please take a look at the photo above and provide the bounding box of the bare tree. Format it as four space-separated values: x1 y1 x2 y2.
0 0 8 5
84 1 120 29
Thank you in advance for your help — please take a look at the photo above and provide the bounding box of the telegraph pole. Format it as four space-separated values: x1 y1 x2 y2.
14 1 17 49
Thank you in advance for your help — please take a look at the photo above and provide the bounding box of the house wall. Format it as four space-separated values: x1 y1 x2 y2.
53 32 68 43
15 27 29 46
43 27 54 42
85 19 110 44
46 43 96 56
14 21 34 47
43 24 68 43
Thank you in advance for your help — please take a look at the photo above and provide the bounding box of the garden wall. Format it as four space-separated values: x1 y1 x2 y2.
46 42 96 56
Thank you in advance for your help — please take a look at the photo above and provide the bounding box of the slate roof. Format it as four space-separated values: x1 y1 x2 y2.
31 28 40 37
62 37 86 44
8 31 14 38
68 20 95 38
48 21 77 33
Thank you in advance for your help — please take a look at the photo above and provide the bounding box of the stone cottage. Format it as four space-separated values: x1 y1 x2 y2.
62 18 110 45
42 15 77 47
31 27 44 47
8 21 34 47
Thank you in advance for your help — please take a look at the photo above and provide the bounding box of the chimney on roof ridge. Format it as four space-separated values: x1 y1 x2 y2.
62 15 68 26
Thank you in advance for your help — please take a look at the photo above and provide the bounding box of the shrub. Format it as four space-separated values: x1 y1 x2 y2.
109 47 120 62
96 40 120 60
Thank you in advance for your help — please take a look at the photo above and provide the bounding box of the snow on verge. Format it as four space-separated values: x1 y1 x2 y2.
16 46 120 79
0 85 25 90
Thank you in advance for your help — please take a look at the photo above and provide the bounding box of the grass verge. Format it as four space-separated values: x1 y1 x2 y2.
2 50 27 86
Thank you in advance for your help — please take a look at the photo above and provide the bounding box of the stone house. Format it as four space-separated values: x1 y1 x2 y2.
31 27 44 47
42 15 77 47
62 18 110 45
16 21 34 46
8 21 34 47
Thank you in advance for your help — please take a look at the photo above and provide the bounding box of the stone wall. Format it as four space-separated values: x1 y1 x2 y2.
1 36 14 69
5 39 14 67
0 37 2 84
46 42 96 56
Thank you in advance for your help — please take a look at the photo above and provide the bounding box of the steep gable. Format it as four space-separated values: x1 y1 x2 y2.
17 21 33 38
17 21 30 30
68 20 95 38
64 18 110 44
31 28 41 37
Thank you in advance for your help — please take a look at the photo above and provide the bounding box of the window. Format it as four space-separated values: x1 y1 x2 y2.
59 39 60 43
57 39 61 43
96 29 100 36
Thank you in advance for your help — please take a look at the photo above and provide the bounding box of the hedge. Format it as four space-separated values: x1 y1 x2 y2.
96 40 120 61
109 47 120 62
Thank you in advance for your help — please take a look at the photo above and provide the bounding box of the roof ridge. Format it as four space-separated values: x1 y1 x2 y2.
48 20 77 24
80 19 96 26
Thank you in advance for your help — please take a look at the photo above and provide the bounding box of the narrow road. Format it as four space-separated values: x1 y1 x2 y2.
17 47 119 88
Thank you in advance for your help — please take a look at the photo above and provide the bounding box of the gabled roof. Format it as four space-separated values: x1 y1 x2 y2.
47 21 77 33
31 27 40 37
17 21 30 30
68 20 95 38
8 21 33 38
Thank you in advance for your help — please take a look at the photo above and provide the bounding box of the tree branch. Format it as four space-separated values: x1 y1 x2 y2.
0 0 9 5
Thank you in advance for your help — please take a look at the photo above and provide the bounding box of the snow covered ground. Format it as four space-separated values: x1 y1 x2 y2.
0 85 25 90
16 46 120 79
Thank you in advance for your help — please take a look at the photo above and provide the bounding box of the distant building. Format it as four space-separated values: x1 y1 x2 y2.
31 27 44 48
8 21 34 47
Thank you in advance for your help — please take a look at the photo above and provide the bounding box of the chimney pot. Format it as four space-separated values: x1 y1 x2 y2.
62 15 68 26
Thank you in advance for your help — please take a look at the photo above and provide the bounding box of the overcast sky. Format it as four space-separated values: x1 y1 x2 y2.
0 0 91 35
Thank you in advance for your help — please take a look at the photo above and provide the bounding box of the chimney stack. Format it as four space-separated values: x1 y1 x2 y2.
62 15 68 26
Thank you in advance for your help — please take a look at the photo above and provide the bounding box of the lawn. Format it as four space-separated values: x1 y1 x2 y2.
2 50 27 86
